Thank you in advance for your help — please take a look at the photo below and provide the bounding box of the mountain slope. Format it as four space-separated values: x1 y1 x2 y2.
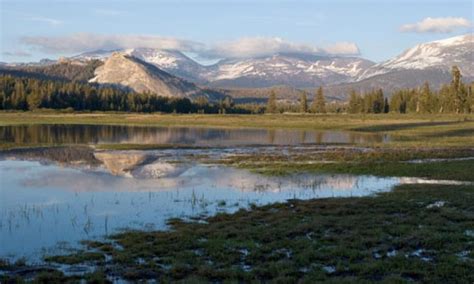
1 59 103 82
324 34 474 99
75 48 208 84
357 34 473 81
206 53 375 88
89 52 223 99
128 48 208 84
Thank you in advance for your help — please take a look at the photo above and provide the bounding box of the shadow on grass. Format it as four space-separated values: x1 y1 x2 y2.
421 128 474 137
353 120 467 132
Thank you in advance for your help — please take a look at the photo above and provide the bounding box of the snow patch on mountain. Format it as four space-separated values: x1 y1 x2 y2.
206 54 374 86
357 34 473 80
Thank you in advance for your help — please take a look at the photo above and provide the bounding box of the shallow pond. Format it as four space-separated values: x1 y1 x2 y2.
0 124 390 146
0 145 464 262
0 147 403 262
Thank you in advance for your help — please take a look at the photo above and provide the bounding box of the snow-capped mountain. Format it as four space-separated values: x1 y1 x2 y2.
74 48 208 83
206 53 374 88
319 34 474 99
357 34 473 81
71 49 120 61
73 49 375 88
89 52 224 100
127 48 208 83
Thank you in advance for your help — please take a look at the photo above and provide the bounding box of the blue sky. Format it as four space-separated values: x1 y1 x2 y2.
1 0 472 64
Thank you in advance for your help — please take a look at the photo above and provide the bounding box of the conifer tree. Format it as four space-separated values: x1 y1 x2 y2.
348 89 361 114
266 90 278 114
300 93 308 113
312 87 326 113
373 89 384 113
419 81 432 113
451 65 467 113
27 92 42 110
384 97 389 113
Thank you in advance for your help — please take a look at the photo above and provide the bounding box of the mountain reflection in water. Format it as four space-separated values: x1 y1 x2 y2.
1 147 398 261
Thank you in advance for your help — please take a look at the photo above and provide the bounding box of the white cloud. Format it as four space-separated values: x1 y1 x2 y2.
323 42 360 56
20 33 205 54
20 33 360 58
28 17 63 26
400 17 471 33
204 37 359 58
205 37 321 58
2 50 32 57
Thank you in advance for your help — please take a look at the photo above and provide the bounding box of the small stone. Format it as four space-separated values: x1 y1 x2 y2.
372 252 382 259
426 201 445 209
323 265 336 274
387 249 397 257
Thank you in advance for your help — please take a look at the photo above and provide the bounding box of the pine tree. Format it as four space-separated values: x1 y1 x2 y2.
266 91 278 114
373 89 384 113
468 82 474 113
195 96 209 114
0 91 5 110
300 93 308 113
390 90 408 113
348 89 361 113
12 80 27 110
451 65 467 113
27 92 42 110
312 87 326 113
406 89 418 113
419 81 432 113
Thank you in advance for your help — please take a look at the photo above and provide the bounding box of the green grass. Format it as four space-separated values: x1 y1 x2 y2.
219 147 474 181
247 160 474 182
0 111 472 130
3 183 471 282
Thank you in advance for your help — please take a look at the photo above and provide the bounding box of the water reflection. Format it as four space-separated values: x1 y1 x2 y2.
0 124 390 146
0 157 398 261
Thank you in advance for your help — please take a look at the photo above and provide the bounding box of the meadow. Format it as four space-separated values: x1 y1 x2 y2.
0 111 473 282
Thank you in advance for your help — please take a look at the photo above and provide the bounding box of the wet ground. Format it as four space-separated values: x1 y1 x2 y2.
1 145 470 263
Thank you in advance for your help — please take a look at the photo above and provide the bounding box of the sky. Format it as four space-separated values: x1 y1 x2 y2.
0 0 472 64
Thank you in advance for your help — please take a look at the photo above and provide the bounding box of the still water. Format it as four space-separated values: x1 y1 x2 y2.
0 146 405 262
0 124 392 262
0 124 390 146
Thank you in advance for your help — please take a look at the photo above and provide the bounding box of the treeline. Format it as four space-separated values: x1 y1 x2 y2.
349 66 473 114
264 66 472 114
0 75 251 114
266 86 328 114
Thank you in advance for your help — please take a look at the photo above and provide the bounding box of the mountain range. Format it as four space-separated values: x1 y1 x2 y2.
89 53 223 100
2 34 472 101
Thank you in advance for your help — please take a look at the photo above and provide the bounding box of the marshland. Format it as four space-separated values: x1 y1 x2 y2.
0 112 473 282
